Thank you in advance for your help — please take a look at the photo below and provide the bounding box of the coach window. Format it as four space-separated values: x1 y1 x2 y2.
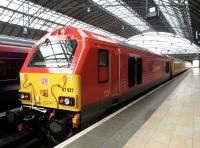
128 57 136 87
0 59 17 80
98 49 108 82
137 58 143 84
166 61 170 73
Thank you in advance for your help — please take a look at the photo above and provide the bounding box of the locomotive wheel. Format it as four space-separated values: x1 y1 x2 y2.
47 120 71 144
48 129 70 144
47 123 79 144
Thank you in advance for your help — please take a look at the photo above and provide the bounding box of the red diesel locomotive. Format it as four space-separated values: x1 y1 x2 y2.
6 26 190 142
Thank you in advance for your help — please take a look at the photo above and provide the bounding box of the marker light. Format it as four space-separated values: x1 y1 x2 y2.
24 74 28 81
63 75 67 84
59 97 64 104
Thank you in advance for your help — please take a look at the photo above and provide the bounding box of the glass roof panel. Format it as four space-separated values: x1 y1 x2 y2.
0 0 125 41
127 32 200 54
41 25 49 31
7 1 19 9
91 0 152 32
0 1 10 7
154 0 192 38
0 8 4 13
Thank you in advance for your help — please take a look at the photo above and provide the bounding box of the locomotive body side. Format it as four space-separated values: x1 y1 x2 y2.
80 36 171 124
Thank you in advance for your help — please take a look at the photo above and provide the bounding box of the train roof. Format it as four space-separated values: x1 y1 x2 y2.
0 35 34 47
77 27 163 57
115 39 167 57
40 26 165 58
164 55 190 62
116 40 149 52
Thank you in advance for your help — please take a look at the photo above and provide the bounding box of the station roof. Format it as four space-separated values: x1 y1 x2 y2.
0 0 199 54
127 32 200 54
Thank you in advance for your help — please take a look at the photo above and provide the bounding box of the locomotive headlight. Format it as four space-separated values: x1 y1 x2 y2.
64 98 70 105
20 93 25 99
19 92 30 100
59 96 74 106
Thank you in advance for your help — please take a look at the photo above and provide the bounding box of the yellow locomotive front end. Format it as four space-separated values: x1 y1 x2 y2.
14 73 82 143
19 73 81 112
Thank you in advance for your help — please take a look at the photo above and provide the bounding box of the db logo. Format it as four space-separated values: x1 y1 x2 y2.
40 77 48 85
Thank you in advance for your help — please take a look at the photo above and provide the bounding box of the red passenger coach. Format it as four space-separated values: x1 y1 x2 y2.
16 26 171 141
0 35 33 112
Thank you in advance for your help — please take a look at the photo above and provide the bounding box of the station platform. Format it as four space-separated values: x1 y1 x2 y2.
56 68 200 148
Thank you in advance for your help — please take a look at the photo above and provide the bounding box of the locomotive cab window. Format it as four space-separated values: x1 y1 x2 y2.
98 49 108 82
28 39 77 68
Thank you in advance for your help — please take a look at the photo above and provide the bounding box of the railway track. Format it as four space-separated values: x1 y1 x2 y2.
0 116 55 148
0 130 55 148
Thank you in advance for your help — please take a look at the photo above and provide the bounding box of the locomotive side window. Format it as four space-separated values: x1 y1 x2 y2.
137 58 143 84
98 49 108 82
166 61 170 73
0 59 17 80
98 50 108 67
128 57 136 87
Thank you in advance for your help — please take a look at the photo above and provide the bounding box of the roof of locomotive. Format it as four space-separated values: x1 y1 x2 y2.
39 26 165 58
116 40 149 52
0 35 34 47
77 27 164 57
